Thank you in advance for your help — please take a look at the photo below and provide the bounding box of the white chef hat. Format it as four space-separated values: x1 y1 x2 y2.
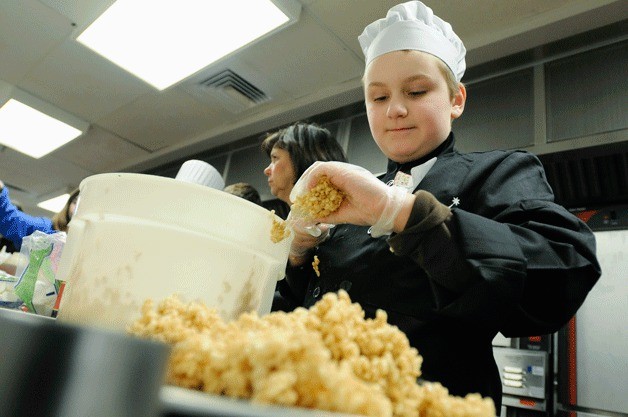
175 160 225 190
358 1 466 82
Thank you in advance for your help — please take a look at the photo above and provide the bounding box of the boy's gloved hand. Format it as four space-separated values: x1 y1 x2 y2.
290 161 411 237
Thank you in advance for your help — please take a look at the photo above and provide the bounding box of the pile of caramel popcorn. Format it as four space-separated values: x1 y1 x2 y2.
129 291 494 417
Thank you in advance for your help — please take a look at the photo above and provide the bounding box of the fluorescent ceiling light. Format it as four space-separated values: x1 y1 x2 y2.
38 193 70 213
0 99 83 159
77 0 294 90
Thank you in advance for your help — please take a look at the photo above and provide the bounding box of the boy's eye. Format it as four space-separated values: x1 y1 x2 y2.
373 95 387 102
409 91 426 96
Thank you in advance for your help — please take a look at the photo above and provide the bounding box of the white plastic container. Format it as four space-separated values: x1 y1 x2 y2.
56 173 292 332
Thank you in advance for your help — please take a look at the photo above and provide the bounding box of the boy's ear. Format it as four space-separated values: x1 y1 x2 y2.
451 83 466 120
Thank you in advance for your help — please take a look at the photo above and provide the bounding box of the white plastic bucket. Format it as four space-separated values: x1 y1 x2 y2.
56 173 292 331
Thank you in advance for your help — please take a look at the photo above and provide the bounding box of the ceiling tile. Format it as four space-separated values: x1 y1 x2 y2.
0 0 73 84
223 10 365 100
98 88 232 152
21 39 152 122
305 0 400 60
37 0 117 29
0 147 90 192
53 126 150 172
0 145 92 217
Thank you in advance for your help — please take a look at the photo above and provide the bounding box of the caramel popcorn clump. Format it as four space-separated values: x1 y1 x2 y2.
270 209 290 243
312 255 320 277
293 175 345 219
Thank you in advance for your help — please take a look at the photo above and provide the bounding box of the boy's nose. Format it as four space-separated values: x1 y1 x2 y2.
387 100 408 118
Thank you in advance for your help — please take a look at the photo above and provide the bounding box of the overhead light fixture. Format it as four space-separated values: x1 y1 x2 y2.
76 0 300 91
0 81 88 159
38 193 70 213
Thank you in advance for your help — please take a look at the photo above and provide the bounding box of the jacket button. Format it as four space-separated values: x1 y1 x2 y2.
312 286 321 298
339 280 352 291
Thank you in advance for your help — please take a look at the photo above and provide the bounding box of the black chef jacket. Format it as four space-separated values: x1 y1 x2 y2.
275 133 600 407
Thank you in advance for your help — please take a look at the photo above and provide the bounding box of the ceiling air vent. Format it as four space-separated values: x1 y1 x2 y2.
199 69 270 113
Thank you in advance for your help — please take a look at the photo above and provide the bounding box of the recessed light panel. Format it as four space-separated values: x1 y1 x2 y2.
38 193 70 213
77 0 291 90
0 99 83 159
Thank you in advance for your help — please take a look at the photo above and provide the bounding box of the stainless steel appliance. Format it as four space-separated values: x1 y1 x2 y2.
493 347 550 414
493 334 554 417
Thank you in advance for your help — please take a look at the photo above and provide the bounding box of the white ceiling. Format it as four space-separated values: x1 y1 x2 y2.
0 0 626 216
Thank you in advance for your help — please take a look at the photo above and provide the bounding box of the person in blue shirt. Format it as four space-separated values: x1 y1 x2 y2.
0 180 79 251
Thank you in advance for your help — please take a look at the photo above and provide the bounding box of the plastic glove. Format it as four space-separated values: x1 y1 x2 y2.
290 161 411 237
286 202 324 238
286 211 332 259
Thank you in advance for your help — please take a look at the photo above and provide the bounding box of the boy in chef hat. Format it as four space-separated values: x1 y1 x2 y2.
283 1 600 409
356 0 467 168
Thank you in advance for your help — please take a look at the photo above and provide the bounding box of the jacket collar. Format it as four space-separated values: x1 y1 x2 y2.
383 132 456 181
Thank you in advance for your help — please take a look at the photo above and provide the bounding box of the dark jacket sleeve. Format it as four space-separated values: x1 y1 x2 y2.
390 152 600 336
273 262 311 311
0 187 55 251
